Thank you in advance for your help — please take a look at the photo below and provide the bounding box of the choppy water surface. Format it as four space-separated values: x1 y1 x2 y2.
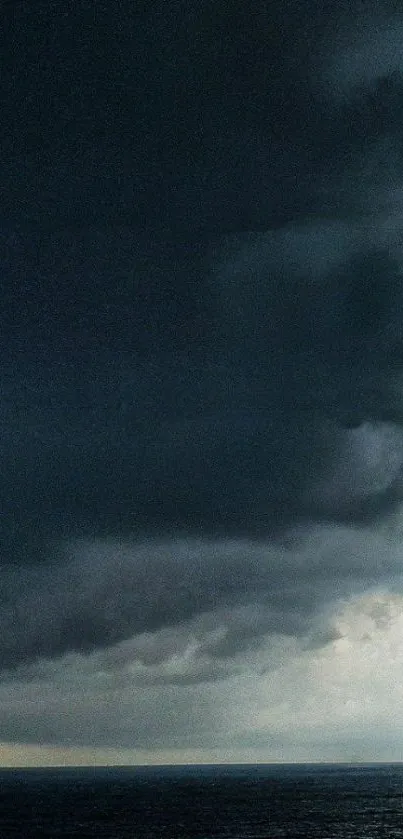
0 763 402 837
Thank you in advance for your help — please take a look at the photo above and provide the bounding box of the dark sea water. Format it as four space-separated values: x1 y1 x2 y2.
0 763 402 837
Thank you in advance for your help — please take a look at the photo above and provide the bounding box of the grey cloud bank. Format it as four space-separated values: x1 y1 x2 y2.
1 521 402 677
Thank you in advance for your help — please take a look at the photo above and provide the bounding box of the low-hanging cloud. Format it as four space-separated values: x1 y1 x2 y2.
2 518 403 677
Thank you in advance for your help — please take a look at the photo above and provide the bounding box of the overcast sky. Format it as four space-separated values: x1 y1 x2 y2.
2 0 403 766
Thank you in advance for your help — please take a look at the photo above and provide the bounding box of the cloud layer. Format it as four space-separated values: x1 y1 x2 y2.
2 0 403 760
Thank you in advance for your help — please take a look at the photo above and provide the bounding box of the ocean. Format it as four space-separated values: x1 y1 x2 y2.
0 763 402 837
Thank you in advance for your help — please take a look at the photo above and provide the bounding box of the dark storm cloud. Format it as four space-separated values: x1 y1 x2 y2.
2 0 403 681
1 522 402 674
2 0 402 235
2 237 403 567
